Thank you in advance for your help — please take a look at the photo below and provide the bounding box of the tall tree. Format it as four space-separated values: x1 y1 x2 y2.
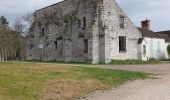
0 16 9 27
13 12 34 36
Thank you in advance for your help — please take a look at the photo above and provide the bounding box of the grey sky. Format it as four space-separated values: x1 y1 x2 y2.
0 0 169 31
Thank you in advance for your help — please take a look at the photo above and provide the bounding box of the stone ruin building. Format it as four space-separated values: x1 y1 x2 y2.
27 0 142 63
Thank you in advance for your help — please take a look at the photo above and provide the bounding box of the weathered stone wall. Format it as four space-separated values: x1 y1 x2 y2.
101 0 142 63
27 0 142 63
27 0 103 63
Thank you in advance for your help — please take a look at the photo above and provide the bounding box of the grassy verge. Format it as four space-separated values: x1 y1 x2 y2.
26 59 90 64
0 62 150 100
26 59 161 65
110 59 160 65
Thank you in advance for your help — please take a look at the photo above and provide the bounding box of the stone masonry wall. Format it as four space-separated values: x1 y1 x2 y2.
27 0 103 63
101 0 142 63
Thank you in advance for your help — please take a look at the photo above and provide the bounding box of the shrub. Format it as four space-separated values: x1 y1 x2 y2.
167 44 170 58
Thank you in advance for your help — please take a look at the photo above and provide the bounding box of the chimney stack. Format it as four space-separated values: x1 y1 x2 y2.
141 19 151 30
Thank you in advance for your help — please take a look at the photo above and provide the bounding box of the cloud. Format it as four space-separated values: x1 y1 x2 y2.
116 0 170 31
0 0 169 31
0 0 62 26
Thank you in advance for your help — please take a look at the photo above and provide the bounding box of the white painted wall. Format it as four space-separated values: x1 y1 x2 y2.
139 37 167 61
165 43 170 59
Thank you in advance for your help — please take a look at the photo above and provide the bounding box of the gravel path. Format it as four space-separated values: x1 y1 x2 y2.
78 63 170 100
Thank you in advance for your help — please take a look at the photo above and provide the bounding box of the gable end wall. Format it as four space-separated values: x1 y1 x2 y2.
101 0 142 63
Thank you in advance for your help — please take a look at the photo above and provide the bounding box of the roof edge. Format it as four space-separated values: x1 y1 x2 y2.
35 0 64 13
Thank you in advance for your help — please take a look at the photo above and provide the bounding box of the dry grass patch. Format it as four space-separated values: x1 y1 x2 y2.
41 79 110 100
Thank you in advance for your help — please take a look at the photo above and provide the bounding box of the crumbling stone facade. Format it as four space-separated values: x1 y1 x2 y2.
27 0 142 63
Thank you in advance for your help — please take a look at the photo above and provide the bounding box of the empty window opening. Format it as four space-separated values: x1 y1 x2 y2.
84 39 88 53
119 17 125 29
119 36 126 52
82 17 86 30
54 41 58 49
29 44 34 50
41 28 45 36
93 4 97 9
78 19 81 28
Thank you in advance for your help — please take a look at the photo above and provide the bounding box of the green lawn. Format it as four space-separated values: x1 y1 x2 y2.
0 62 149 100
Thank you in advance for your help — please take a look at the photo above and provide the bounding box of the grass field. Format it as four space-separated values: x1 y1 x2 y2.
0 62 149 100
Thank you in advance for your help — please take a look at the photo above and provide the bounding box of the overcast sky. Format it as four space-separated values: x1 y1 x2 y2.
0 0 169 31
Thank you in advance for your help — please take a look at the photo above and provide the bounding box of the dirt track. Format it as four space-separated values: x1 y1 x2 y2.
78 63 170 100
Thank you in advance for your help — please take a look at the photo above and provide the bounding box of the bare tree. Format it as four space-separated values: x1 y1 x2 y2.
22 12 34 25
0 26 26 61
13 12 34 36
13 17 25 33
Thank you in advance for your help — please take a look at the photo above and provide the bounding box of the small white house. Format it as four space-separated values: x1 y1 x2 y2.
138 19 169 61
